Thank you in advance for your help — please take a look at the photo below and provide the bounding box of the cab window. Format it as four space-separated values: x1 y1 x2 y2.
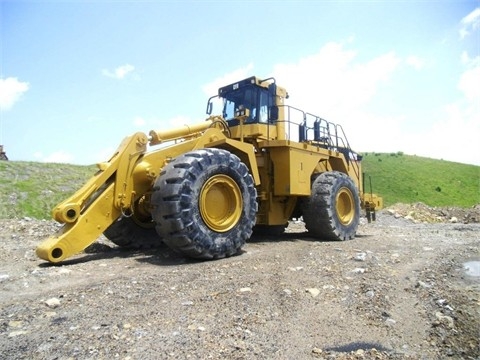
222 86 271 123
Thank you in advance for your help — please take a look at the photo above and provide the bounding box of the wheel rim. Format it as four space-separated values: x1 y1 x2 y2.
335 187 355 226
200 174 243 232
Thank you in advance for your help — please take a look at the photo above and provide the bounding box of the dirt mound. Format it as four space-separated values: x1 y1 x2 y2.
384 202 480 224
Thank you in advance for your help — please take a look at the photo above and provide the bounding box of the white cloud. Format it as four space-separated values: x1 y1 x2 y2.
37 146 117 165
102 64 135 79
458 61 480 102
459 7 480 39
269 41 479 164
133 116 146 127
409 102 480 165
402 56 480 165
272 42 401 121
406 55 425 70
165 115 194 128
202 63 254 96
460 51 472 65
0 77 30 110
35 150 74 164
272 42 357 113
95 146 117 163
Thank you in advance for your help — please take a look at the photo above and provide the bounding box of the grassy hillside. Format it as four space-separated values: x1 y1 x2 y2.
0 161 97 219
361 152 479 207
0 154 478 219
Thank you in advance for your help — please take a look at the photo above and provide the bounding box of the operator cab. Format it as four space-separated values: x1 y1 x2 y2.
207 76 280 126
220 78 272 125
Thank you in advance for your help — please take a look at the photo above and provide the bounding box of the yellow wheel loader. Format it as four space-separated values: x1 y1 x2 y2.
36 76 382 263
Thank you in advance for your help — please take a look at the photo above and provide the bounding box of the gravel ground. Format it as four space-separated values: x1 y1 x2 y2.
0 207 479 360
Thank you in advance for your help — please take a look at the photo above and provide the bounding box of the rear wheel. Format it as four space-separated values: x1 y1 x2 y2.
151 148 257 259
302 171 360 240
104 196 162 248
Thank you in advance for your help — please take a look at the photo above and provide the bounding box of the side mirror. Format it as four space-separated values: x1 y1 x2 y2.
206 101 213 115
269 106 279 121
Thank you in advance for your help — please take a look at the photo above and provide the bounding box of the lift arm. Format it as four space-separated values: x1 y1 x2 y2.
36 118 259 263
36 132 149 262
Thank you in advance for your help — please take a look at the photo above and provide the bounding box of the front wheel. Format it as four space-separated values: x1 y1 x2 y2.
151 148 257 259
302 171 360 241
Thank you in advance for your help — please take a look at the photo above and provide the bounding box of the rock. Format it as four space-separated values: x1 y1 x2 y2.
8 330 28 337
385 318 397 327
449 216 458 223
436 299 447 306
45 297 61 308
416 281 432 289
351 268 367 274
435 312 454 329
306 288 320 297
353 252 367 261
288 266 304 271
57 268 72 275
8 320 24 328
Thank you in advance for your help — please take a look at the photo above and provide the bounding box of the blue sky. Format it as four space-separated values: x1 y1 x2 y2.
1 0 479 166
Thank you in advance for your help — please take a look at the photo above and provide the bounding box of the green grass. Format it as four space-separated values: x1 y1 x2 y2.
0 153 478 219
361 152 480 207
0 161 97 219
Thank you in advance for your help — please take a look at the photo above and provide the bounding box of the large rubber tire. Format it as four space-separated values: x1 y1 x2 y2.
151 148 257 259
302 171 360 241
104 215 162 249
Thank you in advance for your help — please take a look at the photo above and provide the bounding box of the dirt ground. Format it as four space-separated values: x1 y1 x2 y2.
0 205 479 359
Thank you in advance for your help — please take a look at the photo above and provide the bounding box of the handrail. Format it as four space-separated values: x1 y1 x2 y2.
277 105 361 181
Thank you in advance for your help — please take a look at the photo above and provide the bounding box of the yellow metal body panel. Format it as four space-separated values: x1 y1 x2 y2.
262 140 324 196
268 146 320 196
260 140 350 196
229 123 279 141
51 132 149 224
36 183 121 262
149 121 213 145
363 193 384 210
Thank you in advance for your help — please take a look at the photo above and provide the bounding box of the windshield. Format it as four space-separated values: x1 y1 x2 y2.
222 85 270 124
